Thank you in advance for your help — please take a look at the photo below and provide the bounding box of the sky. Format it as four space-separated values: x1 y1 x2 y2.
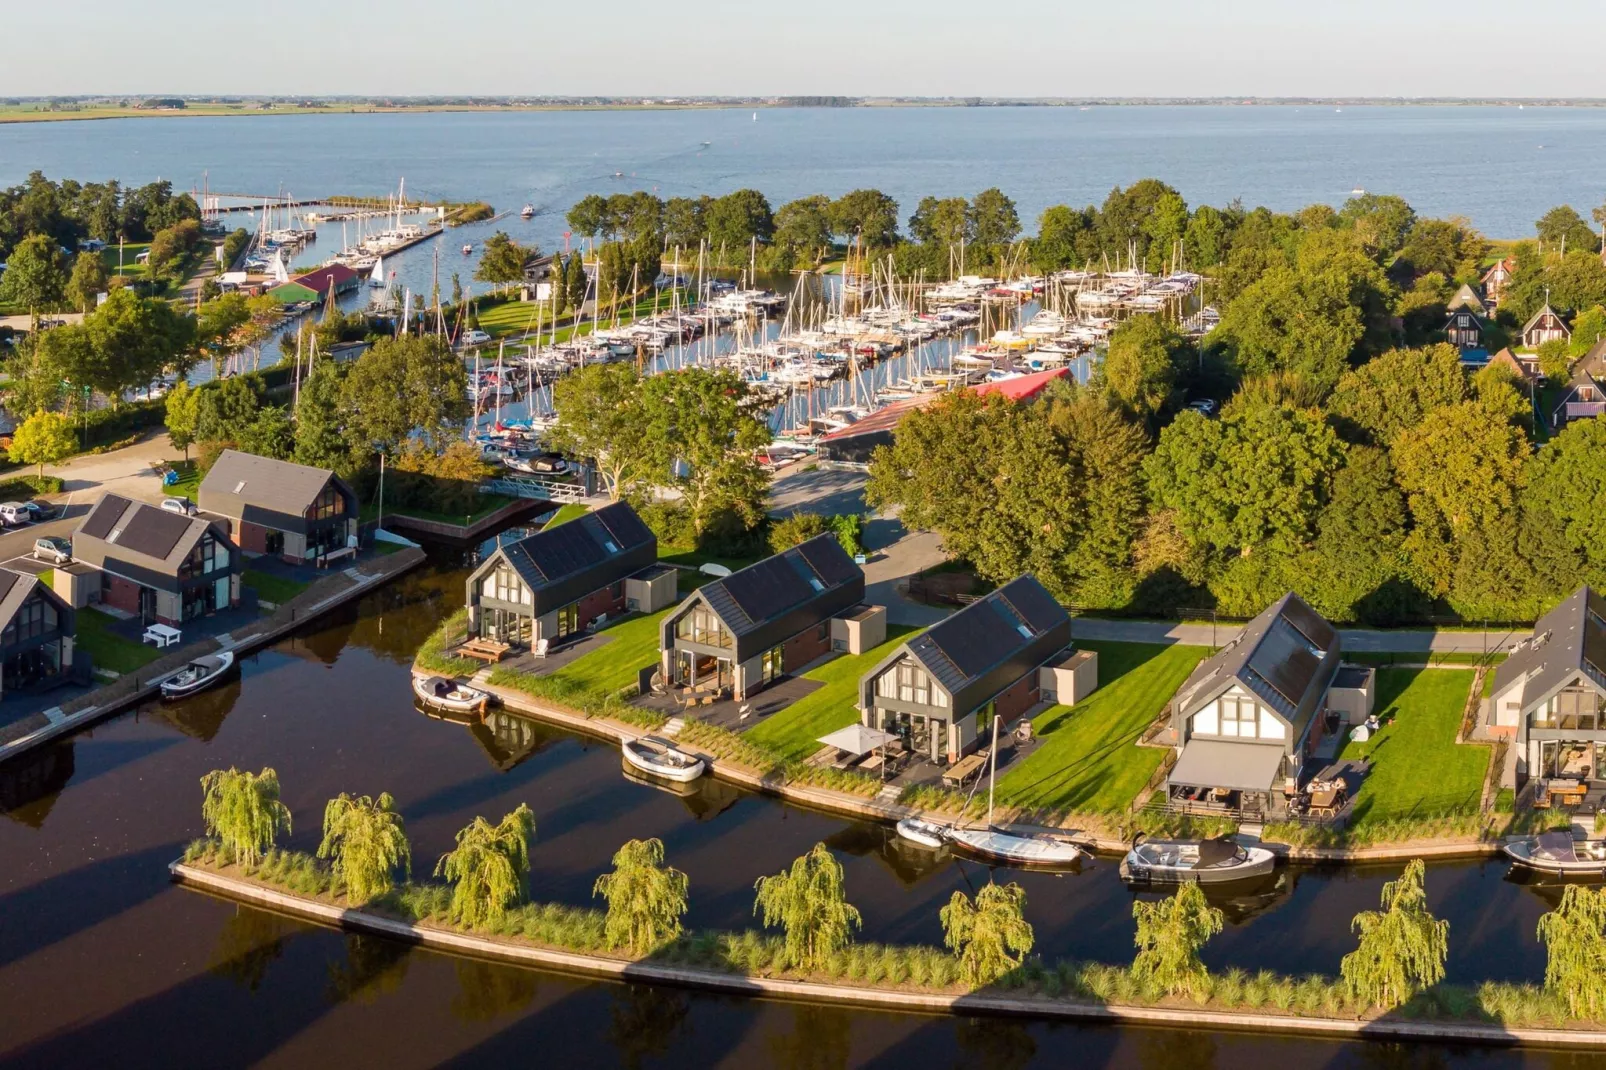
6 0 1606 99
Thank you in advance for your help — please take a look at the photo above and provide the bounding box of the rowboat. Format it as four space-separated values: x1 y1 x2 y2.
622 737 706 783
895 817 950 850
1119 835 1278 885
412 674 491 715
1504 831 1606 876
158 651 235 699
946 825 1086 868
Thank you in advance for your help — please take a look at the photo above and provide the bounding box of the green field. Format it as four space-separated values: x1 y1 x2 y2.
75 608 162 675
742 627 919 761
243 569 310 604
996 640 1210 814
100 242 151 278
543 502 589 527
489 608 670 707
1340 667 1489 826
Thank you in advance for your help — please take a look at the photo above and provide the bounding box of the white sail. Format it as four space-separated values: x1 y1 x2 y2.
370 256 385 286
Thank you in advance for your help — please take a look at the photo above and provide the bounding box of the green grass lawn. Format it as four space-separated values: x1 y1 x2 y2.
243 569 310 604
164 460 199 501
544 502 589 527
743 627 919 761
100 242 150 278
75 607 162 675
995 640 1209 814
1340 668 1488 826
361 494 516 526
489 609 670 707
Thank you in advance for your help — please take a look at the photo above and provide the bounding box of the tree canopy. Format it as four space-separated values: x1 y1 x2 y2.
199 766 292 867
318 791 411 905
752 843 861 969
1130 880 1225 998
434 804 537 930
593 837 689 955
941 882 1034 987
1340 859 1448 1010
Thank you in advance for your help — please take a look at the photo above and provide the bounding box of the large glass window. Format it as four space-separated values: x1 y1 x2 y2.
875 661 946 708
1 595 56 647
311 485 345 521
673 606 731 648
1219 695 1257 739
1532 687 1606 731
482 563 528 606
180 534 229 578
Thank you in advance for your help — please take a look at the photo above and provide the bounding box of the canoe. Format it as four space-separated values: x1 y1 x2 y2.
158 651 235 699
622 737 706 783
895 817 950 850
1504 832 1606 876
412 674 490 715
1119 836 1278 885
946 824 1086 868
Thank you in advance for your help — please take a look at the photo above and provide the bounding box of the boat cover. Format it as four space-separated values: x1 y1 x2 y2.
1197 837 1243 867
1169 739 1285 793
1534 830 1579 863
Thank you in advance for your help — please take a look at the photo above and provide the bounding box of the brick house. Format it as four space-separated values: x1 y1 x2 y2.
71 493 240 626
1523 302 1571 349
856 575 1071 765
659 534 865 701
198 450 359 565
465 502 670 649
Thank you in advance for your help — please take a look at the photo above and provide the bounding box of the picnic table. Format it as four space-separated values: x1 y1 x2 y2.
1307 780 1347 817
859 753 886 774
1548 779 1589 806
942 752 988 787
457 638 512 664
142 623 182 649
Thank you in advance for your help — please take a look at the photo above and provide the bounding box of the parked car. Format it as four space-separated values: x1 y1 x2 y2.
161 497 198 516
32 537 71 565
0 502 31 526
1186 398 1217 416
21 500 57 521
459 329 492 347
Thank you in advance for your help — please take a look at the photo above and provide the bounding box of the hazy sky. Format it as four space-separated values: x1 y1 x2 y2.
6 0 1606 98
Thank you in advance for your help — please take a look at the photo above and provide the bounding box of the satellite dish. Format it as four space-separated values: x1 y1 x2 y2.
699 563 732 578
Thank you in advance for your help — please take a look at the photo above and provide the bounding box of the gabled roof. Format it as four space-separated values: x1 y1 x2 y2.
1447 283 1487 316
1445 307 1484 330
1523 303 1571 337
488 502 656 616
1488 347 1536 382
290 263 359 296
199 449 342 519
1173 593 1340 739
680 533 864 661
0 567 70 643
1490 587 1606 712
73 492 224 575
882 574 1071 715
1482 257 1515 283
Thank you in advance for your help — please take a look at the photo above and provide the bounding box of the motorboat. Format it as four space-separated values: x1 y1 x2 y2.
462 243 473 255
895 816 950 850
412 674 491 715
521 204 535 219
947 824 1087 868
1119 835 1278 885
1504 831 1606 876
158 651 235 699
622 736 706 783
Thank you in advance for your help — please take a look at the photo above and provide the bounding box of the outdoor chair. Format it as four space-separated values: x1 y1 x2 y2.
737 704 752 724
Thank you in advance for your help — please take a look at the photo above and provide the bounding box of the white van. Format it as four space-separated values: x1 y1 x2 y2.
0 502 32 526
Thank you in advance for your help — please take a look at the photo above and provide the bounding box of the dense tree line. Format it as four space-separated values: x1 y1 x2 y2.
0 171 201 260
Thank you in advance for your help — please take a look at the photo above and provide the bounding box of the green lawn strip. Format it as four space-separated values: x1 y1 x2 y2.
743 626 920 761
1340 667 1488 827
100 242 151 278
76 607 162 674
544 502 589 527
360 494 516 526
164 460 200 501
242 569 310 604
995 640 1209 814
489 610 669 708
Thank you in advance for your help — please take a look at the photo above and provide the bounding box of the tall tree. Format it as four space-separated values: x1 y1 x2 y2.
549 363 649 499
8 410 76 477
1307 446 1413 623
164 379 200 462
565 194 611 240
1130 881 1225 999
1537 884 1606 1020
84 287 197 395
196 376 261 443
662 196 709 249
238 405 294 460
1031 205 1092 272
941 882 1034 987
65 250 108 313
705 189 774 253
475 231 535 285
199 766 292 867
1338 193 1416 258
908 196 971 250
318 791 412 905
772 195 832 261
0 234 68 328
639 368 770 536
340 335 469 454
1325 343 1467 447
434 804 537 930
1537 205 1599 254
565 251 589 311
1103 314 1184 421
753 843 861 970
593 838 690 955
827 189 899 248
969 187 1020 250
1340 859 1448 1011
1522 416 1606 590
293 361 351 472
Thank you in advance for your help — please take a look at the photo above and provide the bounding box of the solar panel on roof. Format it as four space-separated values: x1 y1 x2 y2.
80 496 131 540
1281 596 1336 650
723 556 815 623
0 570 21 605
116 505 195 560
926 599 1028 682
795 535 859 588
594 504 652 550
997 576 1066 635
521 521 608 585
1247 619 1321 708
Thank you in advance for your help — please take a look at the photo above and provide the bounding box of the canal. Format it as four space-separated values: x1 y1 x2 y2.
0 546 1593 1068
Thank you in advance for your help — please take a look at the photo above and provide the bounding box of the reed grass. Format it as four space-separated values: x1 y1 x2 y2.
415 610 480 677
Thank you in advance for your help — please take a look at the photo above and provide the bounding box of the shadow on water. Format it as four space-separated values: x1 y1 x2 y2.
0 741 74 827
450 957 539 1023
324 932 412 1005
149 677 243 742
207 904 300 992
608 983 690 1070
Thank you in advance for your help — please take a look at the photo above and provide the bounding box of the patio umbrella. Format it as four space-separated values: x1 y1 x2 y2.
816 723 897 757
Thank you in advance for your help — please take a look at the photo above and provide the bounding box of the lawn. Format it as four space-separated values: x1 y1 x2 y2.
994 640 1210 814
743 626 919 761
1340 667 1488 826
544 502 589 527
489 609 671 708
75 607 162 675
243 569 310 604
100 242 151 279
164 460 200 501
360 494 516 526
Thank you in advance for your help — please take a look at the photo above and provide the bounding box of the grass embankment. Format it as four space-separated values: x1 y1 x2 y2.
487 609 669 728
476 287 691 341
360 494 517 526
75 607 162 674
100 242 151 279
242 570 311 604
414 609 481 677
542 502 589 527
743 627 918 760
179 839 1604 1033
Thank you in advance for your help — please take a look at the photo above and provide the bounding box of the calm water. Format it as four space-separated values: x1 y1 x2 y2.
0 543 1598 1067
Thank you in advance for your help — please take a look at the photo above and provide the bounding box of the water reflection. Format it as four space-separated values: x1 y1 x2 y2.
823 822 954 886
607 983 690 1069
0 740 73 826
955 1017 1038 1070
325 933 411 1005
207 905 295 992
150 677 243 741
621 763 746 821
449 958 538 1022
768 1003 854 1070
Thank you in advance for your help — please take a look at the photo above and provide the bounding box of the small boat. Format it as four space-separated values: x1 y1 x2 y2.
412 674 490 715
462 243 473 255
896 816 950 850
158 651 235 699
946 825 1086 868
1119 835 1278 885
520 204 535 219
1504 831 1606 876
622 736 706 783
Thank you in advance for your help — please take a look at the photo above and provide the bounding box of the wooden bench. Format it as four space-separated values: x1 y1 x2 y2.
457 638 512 664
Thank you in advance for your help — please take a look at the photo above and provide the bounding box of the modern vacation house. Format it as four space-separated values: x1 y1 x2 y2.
855 575 1074 764
0 568 76 697
1165 593 1375 817
1484 586 1606 791
658 534 871 700
198 450 359 566
71 493 240 625
464 502 671 650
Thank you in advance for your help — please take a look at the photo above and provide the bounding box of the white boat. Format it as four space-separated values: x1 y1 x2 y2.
520 204 535 219
622 736 706 783
896 817 950 850
158 651 236 699
369 257 386 288
462 243 473 255
1119 835 1278 885
413 674 491 715
1504 831 1606 876
947 825 1087 868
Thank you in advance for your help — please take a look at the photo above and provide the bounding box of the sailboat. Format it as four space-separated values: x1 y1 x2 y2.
943 713 1088 869
752 111 758 122
369 257 386 288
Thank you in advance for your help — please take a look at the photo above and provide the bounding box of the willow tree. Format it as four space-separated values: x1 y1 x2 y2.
1538 884 1606 1018
435 804 537 930
593 838 690 955
1131 880 1225 998
940 882 1034 987
199 767 291 867
753 843 861 969
318 792 412 905
1340 859 1449 1010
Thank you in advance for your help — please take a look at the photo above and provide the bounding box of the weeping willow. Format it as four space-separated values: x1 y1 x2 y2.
592 837 690 955
1130 880 1225 998
318 792 412 905
199 767 292 867
753 842 862 969
1538 884 1606 1019
434 804 537 930
940 881 1034 987
1340 858 1449 1010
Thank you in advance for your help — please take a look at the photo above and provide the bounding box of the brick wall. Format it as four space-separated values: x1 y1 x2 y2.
576 583 626 629
992 671 1040 725
101 573 144 617
238 521 269 555
781 622 831 674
